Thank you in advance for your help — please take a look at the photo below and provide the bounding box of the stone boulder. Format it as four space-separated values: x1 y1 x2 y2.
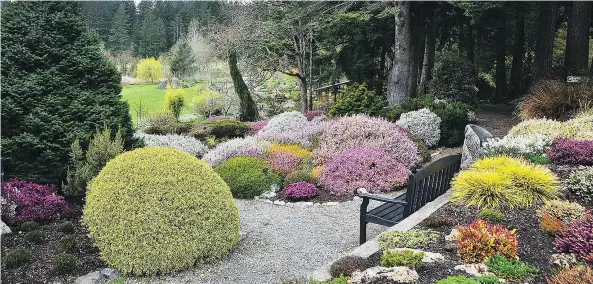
454 263 491 277
1 221 11 235
349 266 419 284
461 124 493 169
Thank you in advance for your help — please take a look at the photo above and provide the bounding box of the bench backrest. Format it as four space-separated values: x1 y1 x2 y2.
403 154 462 216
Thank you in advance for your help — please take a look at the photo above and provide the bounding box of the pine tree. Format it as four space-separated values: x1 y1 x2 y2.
168 41 197 79
229 49 259 121
136 12 166 58
1 2 134 184
107 3 130 52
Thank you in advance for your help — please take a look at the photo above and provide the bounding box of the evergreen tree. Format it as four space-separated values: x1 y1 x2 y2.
229 49 259 121
107 3 130 52
136 12 166 58
168 41 197 79
1 2 134 184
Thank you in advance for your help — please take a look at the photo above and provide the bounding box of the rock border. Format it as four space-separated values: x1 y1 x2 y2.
308 190 453 281
255 188 405 207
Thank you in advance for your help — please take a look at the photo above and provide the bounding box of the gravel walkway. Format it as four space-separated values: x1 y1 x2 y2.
129 195 400 284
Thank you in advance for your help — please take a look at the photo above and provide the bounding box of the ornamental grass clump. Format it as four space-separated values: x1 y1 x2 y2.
134 132 209 157
455 219 518 263
555 213 593 264
84 147 240 275
283 182 319 200
547 138 593 165
396 108 441 147
2 179 68 223
319 146 410 196
451 156 559 209
202 137 271 167
215 156 282 199
379 229 439 250
567 167 593 204
536 200 585 223
315 114 420 169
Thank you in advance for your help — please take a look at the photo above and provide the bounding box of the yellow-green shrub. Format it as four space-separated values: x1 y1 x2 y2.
267 144 311 160
508 116 593 141
83 147 239 275
164 87 185 120
451 156 559 209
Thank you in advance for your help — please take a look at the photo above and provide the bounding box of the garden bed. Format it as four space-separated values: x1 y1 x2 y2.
1 204 104 284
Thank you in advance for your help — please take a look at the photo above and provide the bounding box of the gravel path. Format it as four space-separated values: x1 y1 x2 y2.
129 195 400 284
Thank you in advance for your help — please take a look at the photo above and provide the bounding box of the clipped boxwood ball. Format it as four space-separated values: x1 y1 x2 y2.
83 147 239 276
214 156 282 198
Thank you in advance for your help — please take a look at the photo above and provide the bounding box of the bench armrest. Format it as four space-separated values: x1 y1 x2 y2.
358 193 407 205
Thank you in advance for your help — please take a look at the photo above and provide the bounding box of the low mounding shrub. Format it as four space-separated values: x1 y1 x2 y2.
283 182 319 200
306 110 327 121
202 137 271 167
396 108 441 147
134 132 209 157
283 170 316 188
53 253 76 275
19 221 40 232
141 112 190 135
481 135 552 159
58 235 76 252
518 80 593 121
2 179 68 223
3 249 30 269
315 115 420 169
57 221 75 234
451 156 559 209
319 146 410 196
84 147 240 275
256 115 332 148
547 138 593 165
567 167 593 204
555 213 593 264
380 250 424 269
379 229 439 250
455 219 518 263
259 111 308 135
25 230 44 244
485 254 539 281
268 144 311 160
540 213 564 235
536 200 585 223
249 120 269 135
410 135 432 164
329 255 370 278
267 151 302 176
215 156 283 199
436 275 500 284
479 209 505 223
548 266 593 284
328 83 387 117
507 119 564 141
190 118 250 140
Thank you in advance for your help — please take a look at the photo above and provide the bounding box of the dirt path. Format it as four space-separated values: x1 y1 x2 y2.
475 106 519 138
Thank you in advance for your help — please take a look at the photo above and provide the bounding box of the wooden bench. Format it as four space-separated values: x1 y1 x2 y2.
358 154 462 244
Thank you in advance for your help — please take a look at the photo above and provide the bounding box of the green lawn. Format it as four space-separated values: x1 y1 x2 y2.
121 84 205 125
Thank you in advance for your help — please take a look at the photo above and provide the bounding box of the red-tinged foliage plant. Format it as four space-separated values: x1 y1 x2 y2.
539 213 565 235
283 182 319 200
455 219 518 263
305 109 327 121
249 120 269 135
547 138 593 165
547 266 593 284
555 213 593 264
2 178 69 223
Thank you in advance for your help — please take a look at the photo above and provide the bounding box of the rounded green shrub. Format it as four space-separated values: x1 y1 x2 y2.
57 221 75 234
19 221 39 232
53 253 76 275
215 156 283 199
3 249 30 269
24 230 44 245
58 235 76 252
83 147 240 275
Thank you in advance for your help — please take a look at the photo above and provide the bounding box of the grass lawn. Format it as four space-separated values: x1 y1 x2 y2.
121 83 206 126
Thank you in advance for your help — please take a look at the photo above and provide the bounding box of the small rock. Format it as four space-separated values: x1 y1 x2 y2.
74 271 103 284
389 248 444 263
349 266 418 284
263 199 273 204
1 221 12 235
273 200 285 206
357 188 368 194
445 229 459 242
324 202 338 206
270 184 281 192
303 202 313 206
260 190 277 199
314 203 321 206
101 268 120 280
550 253 579 269
444 242 458 252
454 263 491 277
285 202 295 207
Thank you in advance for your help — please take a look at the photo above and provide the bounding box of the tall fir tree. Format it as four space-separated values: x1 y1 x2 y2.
136 11 166 58
1 2 134 184
107 3 130 52
168 41 197 79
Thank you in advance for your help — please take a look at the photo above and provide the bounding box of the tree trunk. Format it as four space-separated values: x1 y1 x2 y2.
510 4 525 99
466 20 475 75
533 1 556 83
409 4 425 98
228 49 258 121
494 10 507 102
377 46 387 95
294 34 308 113
419 8 437 96
565 1 592 76
387 1 414 106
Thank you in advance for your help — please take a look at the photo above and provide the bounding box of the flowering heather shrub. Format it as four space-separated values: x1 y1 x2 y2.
2 179 68 222
555 213 593 264
567 167 593 204
306 110 327 121
267 144 311 160
249 120 269 135
379 229 439 250
451 156 559 209
540 213 565 235
455 219 518 263
564 114 593 140
256 117 332 148
536 200 585 223
267 151 301 176
547 138 593 165
319 146 410 196
283 182 319 200
507 119 564 141
283 170 316 188
396 108 441 147
548 266 593 284
481 135 552 158
202 137 271 167
134 132 209 157
259 111 308 134
315 114 420 169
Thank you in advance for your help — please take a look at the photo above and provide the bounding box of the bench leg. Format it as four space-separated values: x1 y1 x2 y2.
360 198 369 245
